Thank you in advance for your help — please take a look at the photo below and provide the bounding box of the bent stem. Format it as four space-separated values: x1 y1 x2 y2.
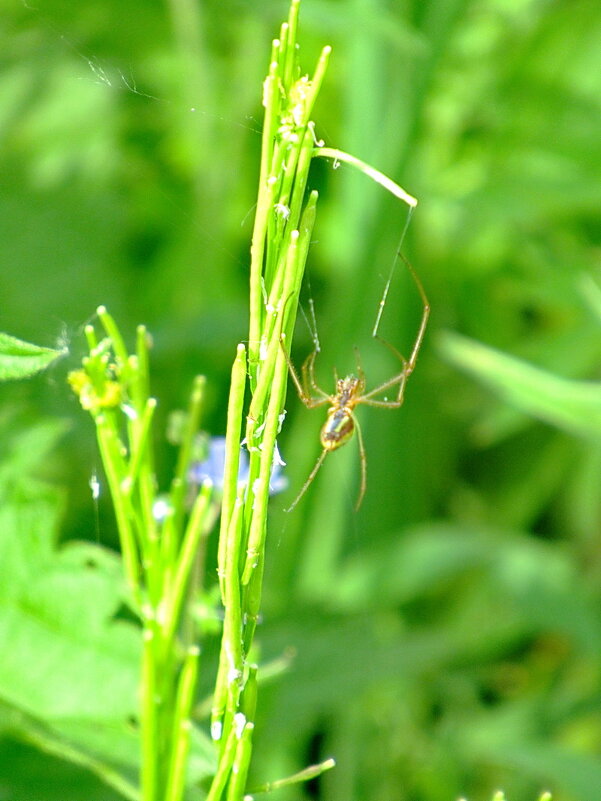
314 146 418 207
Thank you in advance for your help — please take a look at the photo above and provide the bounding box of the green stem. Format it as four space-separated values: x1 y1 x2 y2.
298 45 331 128
124 398 157 490
205 716 243 801
249 55 281 382
313 146 418 207
165 646 201 801
141 627 159 801
94 415 140 600
225 720 254 801
218 344 247 597
210 6 337 799
247 757 336 793
97 305 131 368
212 496 245 744
242 347 288 585
163 376 206 568
164 480 213 646
282 0 300 88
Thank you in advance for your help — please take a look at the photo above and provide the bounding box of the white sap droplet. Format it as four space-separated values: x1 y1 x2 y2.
89 473 100 500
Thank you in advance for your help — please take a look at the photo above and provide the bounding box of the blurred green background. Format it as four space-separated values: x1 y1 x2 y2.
2 0 601 799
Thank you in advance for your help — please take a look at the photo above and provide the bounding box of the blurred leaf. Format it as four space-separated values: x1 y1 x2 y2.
439 330 601 440
0 478 141 780
465 730 601 800
332 521 601 650
0 331 66 381
0 734 124 801
332 522 492 609
0 415 69 483
0 425 215 794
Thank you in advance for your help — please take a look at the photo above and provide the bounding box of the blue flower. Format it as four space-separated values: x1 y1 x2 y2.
188 436 288 495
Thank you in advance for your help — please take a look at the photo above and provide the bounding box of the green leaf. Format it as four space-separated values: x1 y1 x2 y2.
439 330 601 440
332 521 601 651
0 416 70 489
0 439 215 793
467 733 600 800
0 481 140 741
0 331 66 381
0 726 125 801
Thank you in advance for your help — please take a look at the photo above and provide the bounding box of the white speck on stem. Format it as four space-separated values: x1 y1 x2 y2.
227 667 243 684
121 403 138 421
274 202 290 219
89 473 100 499
234 712 246 738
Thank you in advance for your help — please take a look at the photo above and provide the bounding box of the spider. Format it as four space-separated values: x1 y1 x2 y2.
282 257 429 512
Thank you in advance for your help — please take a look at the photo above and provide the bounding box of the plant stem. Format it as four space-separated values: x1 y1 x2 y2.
208 3 419 799
72 312 215 801
314 146 418 207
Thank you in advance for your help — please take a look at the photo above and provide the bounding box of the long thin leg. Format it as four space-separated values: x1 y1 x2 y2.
353 346 366 384
379 253 429 377
287 418 367 513
285 448 329 513
302 349 330 402
363 254 429 405
400 255 430 376
352 412 367 511
359 373 409 408
280 334 329 409
360 368 407 403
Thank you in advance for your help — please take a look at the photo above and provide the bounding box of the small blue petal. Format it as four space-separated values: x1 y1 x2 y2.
188 436 286 496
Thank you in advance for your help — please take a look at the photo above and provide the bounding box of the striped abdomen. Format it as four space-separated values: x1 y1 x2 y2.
320 407 355 451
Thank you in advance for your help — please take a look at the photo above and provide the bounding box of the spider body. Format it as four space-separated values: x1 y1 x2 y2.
320 376 364 451
282 258 429 511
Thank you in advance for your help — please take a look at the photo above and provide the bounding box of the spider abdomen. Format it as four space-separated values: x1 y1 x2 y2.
320 407 355 451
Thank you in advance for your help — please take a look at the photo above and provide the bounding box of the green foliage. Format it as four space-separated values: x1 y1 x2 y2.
0 411 215 798
2 0 601 800
0 417 139 795
439 332 601 441
0 332 66 381
68 308 216 800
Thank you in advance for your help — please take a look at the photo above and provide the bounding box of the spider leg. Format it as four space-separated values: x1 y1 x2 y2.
364 253 430 405
359 368 408 404
359 373 409 408
280 334 329 409
378 253 429 376
400 254 430 375
351 411 367 511
285 448 329 512
302 348 331 403
353 346 366 384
